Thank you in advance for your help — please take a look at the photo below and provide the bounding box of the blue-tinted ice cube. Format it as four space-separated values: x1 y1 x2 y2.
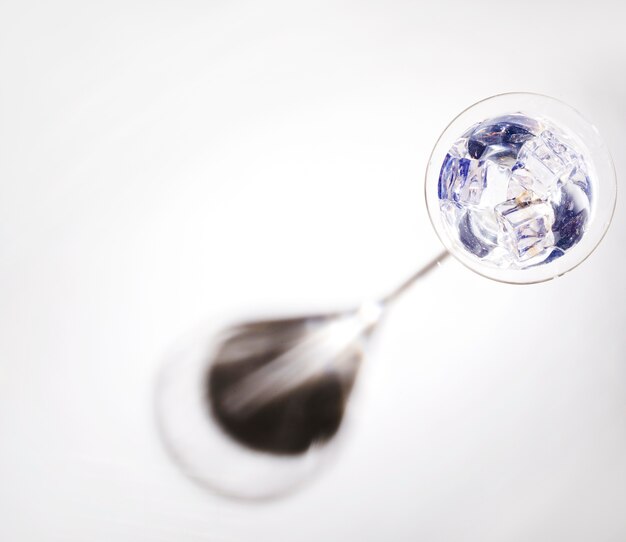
454 158 485 205
438 155 486 206
467 119 536 164
438 155 514 209
438 153 456 200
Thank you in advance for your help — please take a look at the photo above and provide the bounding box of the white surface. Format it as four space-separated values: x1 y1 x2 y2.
1 1 625 540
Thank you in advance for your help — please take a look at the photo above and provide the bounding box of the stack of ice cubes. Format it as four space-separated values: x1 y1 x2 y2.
438 114 592 268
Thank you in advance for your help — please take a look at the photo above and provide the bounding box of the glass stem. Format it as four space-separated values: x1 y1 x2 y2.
379 250 450 308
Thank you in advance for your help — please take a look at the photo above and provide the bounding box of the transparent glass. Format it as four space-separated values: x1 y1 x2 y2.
156 93 616 501
425 92 617 284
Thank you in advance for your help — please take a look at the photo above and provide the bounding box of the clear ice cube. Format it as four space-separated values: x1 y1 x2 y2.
507 167 528 199
495 198 555 262
515 130 586 198
453 158 485 206
449 136 469 158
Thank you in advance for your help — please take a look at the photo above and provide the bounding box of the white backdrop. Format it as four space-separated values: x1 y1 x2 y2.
1 1 625 540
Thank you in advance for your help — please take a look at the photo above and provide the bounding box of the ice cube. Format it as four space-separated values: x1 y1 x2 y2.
542 130 569 155
515 147 561 198
515 130 585 198
440 155 513 209
449 136 469 158
453 158 486 206
438 153 457 200
507 167 528 199
495 198 555 262
438 156 485 207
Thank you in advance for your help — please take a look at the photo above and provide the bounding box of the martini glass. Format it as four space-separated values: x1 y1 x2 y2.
156 93 616 500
